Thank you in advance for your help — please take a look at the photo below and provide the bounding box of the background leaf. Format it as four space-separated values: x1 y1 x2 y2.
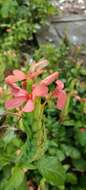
37 156 66 188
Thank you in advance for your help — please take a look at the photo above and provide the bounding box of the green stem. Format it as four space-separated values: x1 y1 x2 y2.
29 98 47 162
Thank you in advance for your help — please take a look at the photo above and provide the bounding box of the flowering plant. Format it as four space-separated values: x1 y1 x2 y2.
0 60 66 189
5 60 66 113
0 42 86 190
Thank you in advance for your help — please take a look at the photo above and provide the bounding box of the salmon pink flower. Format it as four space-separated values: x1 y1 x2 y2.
29 59 48 72
6 28 12 33
5 70 26 84
5 69 44 84
5 68 66 112
80 128 86 133
6 71 59 96
0 87 3 96
75 95 86 103
75 95 81 101
5 60 48 85
41 73 66 110
53 80 67 110
41 72 59 86
5 83 48 112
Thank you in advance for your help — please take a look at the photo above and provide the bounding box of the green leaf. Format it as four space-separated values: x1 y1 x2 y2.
3 167 24 190
39 178 48 190
63 164 70 171
63 120 75 126
61 144 81 159
73 159 86 171
78 132 86 146
37 156 65 188
20 162 36 170
16 179 28 190
3 128 16 145
66 173 77 184
56 149 65 161
0 0 18 18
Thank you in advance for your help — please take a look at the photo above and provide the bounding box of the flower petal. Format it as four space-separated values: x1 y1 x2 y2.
5 96 27 109
7 83 28 97
8 83 21 95
56 91 67 110
14 89 28 97
28 69 43 79
56 80 64 90
13 70 26 81
29 59 48 72
23 99 34 112
32 84 48 99
75 95 81 101
5 75 17 84
0 87 3 96
41 72 59 86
